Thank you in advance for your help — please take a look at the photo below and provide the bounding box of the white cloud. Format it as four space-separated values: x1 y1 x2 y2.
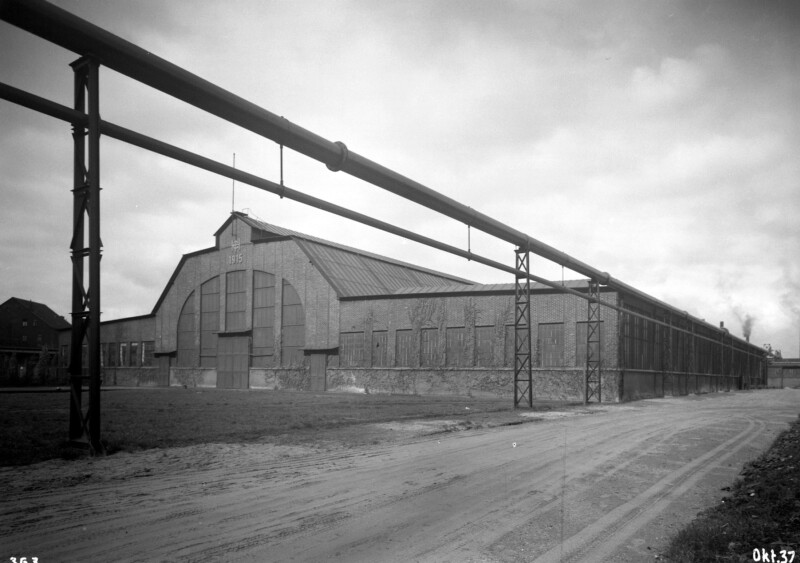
1 0 799 356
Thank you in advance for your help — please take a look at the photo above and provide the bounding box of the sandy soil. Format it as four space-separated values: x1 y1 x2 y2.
3 389 798 562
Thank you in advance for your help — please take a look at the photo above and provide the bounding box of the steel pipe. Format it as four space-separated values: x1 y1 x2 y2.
0 80 763 352
0 1 688 308
2 0 756 349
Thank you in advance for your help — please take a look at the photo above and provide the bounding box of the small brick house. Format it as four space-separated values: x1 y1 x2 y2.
0 297 70 385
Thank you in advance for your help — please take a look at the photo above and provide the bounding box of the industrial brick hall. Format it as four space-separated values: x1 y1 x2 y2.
53 211 766 403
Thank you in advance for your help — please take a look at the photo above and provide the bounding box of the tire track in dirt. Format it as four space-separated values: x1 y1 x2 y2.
237 407 739 561
2 391 798 562
533 415 766 562
410 410 735 561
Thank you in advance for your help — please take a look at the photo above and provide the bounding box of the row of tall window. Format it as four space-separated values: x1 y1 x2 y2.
176 270 305 368
339 322 604 368
62 341 155 368
621 311 759 376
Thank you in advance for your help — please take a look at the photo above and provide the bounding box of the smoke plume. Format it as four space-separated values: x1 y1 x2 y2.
733 307 756 341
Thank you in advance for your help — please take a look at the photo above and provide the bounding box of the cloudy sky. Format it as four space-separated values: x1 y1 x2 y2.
1 0 799 356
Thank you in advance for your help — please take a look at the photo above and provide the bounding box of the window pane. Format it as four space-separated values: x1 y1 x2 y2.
226 270 247 331
538 323 564 367
372 331 388 367
340 332 364 367
421 328 439 366
177 291 196 367
395 329 414 367
475 326 494 366
200 278 219 362
446 327 466 367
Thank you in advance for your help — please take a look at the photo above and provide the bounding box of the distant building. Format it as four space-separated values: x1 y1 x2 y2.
57 212 767 401
767 358 800 388
0 297 70 385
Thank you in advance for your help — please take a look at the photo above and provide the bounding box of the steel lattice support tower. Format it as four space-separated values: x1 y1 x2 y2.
68 56 103 453
514 248 532 408
584 279 602 403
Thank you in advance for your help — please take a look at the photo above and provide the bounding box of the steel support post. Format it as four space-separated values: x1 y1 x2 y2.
718 332 725 392
686 319 699 393
661 312 672 396
68 56 102 453
584 279 601 403
514 248 532 408
619 297 627 384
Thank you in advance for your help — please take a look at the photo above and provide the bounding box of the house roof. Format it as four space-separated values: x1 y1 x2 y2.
233 213 477 298
1 297 71 330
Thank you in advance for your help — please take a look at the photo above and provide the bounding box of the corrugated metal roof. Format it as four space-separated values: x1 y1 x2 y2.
236 214 476 297
227 213 593 299
391 279 589 296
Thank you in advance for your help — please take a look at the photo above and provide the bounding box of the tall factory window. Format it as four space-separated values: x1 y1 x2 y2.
672 327 684 373
281 280 305 366
226 270 247 330
372 331 388 367
200 277 219 367
538 323 564 367
395 329 414 366
177 292 196 367
107 341 117 367
130 342 140 367
474 326 495 366
100 343 107 368
697 330 713 374
252 271 276 367
623 312 654 370
653 322 663 371
340 332 364 367
446 327 466 366
142 341 155 367
576 321 604 367
421 328 439 366
119 342 128 367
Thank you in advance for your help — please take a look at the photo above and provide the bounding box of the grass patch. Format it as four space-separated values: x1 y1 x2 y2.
0 388 519 466
663 415 800 561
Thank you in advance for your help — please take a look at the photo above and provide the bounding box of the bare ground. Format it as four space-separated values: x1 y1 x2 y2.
3 389 799 562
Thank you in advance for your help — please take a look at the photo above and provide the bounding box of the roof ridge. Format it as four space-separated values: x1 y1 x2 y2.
244 215 475 285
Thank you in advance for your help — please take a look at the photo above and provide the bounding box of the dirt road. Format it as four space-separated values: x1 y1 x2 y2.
3 389 798 562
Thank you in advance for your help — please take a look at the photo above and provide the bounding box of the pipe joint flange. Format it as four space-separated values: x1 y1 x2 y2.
326 141 349 172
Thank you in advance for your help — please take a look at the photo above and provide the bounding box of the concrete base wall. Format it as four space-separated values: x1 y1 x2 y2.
170 368 216 388
621 370 739 401
250 368 311 391
327 367 622 403
104 367 163 387
768 374 800 388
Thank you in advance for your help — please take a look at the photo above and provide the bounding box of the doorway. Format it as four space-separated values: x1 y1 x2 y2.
218 336 250 389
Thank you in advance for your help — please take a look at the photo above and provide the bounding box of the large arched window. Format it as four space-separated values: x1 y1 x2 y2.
281 280 305 366
176 291 196 367
252 271 276 367
200 276 220 367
